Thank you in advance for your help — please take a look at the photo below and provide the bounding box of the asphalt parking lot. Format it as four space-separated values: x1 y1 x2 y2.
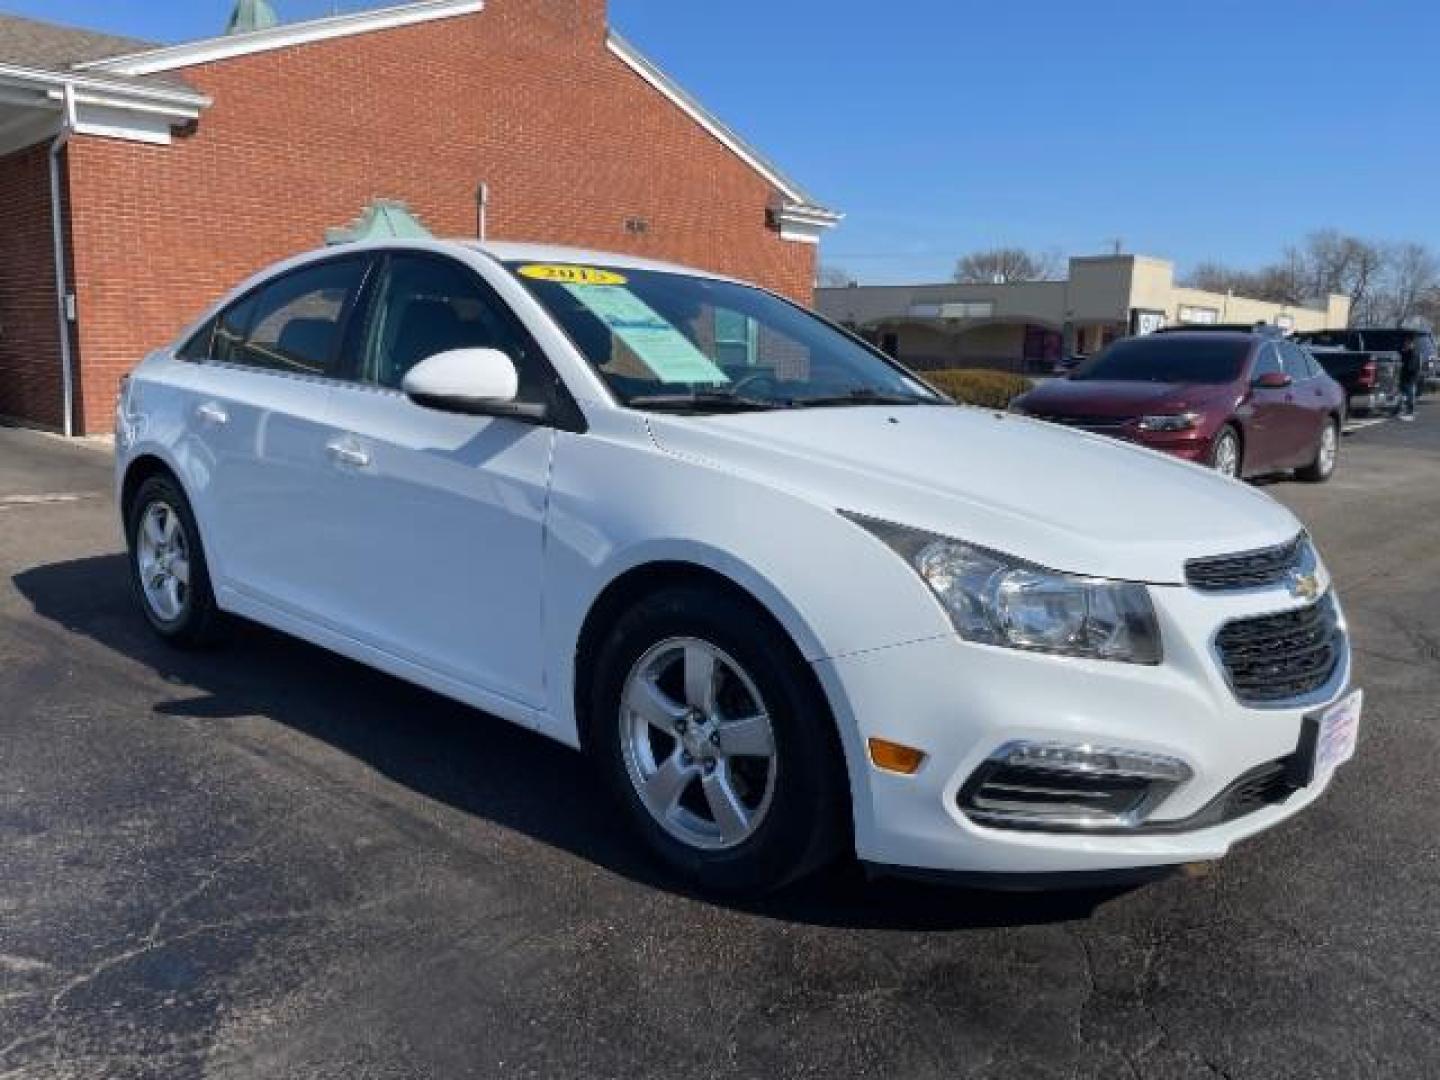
2 408 1438 1080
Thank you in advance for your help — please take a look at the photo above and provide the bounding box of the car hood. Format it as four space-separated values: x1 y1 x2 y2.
645 405 1298 585
1018 379 1237 416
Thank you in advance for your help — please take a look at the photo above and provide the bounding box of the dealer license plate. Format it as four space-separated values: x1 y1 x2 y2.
1315 689 1362 778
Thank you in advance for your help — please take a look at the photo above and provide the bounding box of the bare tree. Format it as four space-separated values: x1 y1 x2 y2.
953 247 1060 284
1377 242 1439 327
816 265 857 288
1182 261 1257 295
1187 232 1407 324
1302 230 1386 323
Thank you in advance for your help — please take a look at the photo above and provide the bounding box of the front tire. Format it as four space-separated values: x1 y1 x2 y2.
125 473 226 648
1297 417 1340 483
590 584 848 895
1210 425 1242 479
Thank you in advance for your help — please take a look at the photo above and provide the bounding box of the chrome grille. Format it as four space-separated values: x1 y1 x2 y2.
1032 413 1132 430
1215 594 1343 704
1186 535 1305 592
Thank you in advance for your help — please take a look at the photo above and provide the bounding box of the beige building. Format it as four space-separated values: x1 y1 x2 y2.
817 254 1352 373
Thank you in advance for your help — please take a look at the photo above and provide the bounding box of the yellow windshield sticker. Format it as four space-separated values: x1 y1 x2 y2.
518 264 628 287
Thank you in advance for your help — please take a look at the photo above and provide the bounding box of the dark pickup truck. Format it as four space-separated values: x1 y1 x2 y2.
1347 328 1439 390
1292 330 1404 417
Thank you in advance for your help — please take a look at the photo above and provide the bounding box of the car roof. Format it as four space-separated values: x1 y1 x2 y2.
1140 330 1260 345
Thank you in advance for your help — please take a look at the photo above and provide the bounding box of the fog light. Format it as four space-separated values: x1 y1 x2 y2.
958 741 1191 831
868 738 927 775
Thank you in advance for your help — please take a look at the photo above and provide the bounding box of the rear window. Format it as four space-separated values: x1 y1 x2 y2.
1295 330 1360 349
1072 336 1250 384
1356 330 1416 353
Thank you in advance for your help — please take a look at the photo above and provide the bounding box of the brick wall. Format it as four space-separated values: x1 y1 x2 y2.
63 0 818 432
0 143 68 431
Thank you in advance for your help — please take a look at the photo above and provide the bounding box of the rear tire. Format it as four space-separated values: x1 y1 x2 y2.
589 584 848 896
1209 426 1242 479
1297 417 1339 483
125 473 226 648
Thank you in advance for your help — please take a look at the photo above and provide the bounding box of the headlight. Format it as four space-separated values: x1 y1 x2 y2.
843 514 1162 664
1135 412 1199 432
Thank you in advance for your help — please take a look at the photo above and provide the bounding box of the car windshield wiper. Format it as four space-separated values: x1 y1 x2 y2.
627 389 783 414
792 388 936 408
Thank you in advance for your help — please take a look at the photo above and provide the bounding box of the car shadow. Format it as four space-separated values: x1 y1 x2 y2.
13 554 1135 932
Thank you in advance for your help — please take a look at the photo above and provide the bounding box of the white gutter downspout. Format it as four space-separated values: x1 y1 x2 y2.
48 83 77 437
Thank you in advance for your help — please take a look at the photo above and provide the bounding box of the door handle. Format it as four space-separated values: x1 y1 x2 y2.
195 401 228 425
326 439 371 469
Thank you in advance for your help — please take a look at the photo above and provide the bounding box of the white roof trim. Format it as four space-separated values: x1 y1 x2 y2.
0 62 209 112
772 202 844 245
607 31 839 226
75 0 484 77
0 66 206 148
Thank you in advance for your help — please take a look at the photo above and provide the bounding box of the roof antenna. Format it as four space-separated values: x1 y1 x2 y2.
226 0 279 35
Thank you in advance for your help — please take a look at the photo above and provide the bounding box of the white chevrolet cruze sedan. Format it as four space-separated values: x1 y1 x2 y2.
115 240 1362 894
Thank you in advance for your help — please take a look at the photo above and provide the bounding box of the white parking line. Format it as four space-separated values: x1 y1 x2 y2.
1344 417 1388 433
0 493 95 510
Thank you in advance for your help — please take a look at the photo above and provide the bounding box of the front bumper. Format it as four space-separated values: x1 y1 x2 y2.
813 584 1352 876
1067 423 1215 464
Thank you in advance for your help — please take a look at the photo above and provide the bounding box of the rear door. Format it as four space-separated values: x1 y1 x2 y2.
187 255 373 617
1278 339 1326 464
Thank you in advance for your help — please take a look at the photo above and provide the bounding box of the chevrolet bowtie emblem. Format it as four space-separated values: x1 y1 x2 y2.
1289 571 1321 602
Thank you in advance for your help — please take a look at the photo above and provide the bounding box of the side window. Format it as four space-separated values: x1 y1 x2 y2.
176 317 216 361
1279 340 1311 380
1253 344 1283 380
213 293 258 364
239 259 367 377
360 254 534 394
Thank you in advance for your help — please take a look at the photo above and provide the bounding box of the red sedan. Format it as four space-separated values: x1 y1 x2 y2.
1011 331 1345 481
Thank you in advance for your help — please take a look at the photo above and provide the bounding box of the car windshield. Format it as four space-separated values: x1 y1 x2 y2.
506 261 942 412
1072 336 1249 384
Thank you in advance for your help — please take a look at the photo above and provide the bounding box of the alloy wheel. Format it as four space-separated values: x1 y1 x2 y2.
1318 422 1338 476
619 637 778 851
136 501 191 622
1214 433 1240 478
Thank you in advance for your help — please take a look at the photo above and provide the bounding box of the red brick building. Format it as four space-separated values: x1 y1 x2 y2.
0 0 839 434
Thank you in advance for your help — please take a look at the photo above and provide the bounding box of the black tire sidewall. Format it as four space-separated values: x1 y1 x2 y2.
590 585 847 895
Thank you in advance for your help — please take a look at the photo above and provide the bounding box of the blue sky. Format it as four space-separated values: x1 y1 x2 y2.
16 0 1439 282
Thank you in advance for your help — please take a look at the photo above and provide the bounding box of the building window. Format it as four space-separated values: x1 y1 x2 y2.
1178 305 1219 325
937 301 995 320
714 308 758 366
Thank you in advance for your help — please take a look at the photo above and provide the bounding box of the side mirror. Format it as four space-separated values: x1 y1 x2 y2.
402 348 545 420
1253 371 1292 390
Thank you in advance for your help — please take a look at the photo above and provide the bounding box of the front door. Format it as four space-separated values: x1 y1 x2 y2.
1243 343 1291 473
317 251 556 708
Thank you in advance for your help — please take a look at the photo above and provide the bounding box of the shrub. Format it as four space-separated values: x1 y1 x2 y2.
922 368 1034 409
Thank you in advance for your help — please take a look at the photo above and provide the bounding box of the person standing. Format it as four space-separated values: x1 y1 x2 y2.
1398 340 1421 421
